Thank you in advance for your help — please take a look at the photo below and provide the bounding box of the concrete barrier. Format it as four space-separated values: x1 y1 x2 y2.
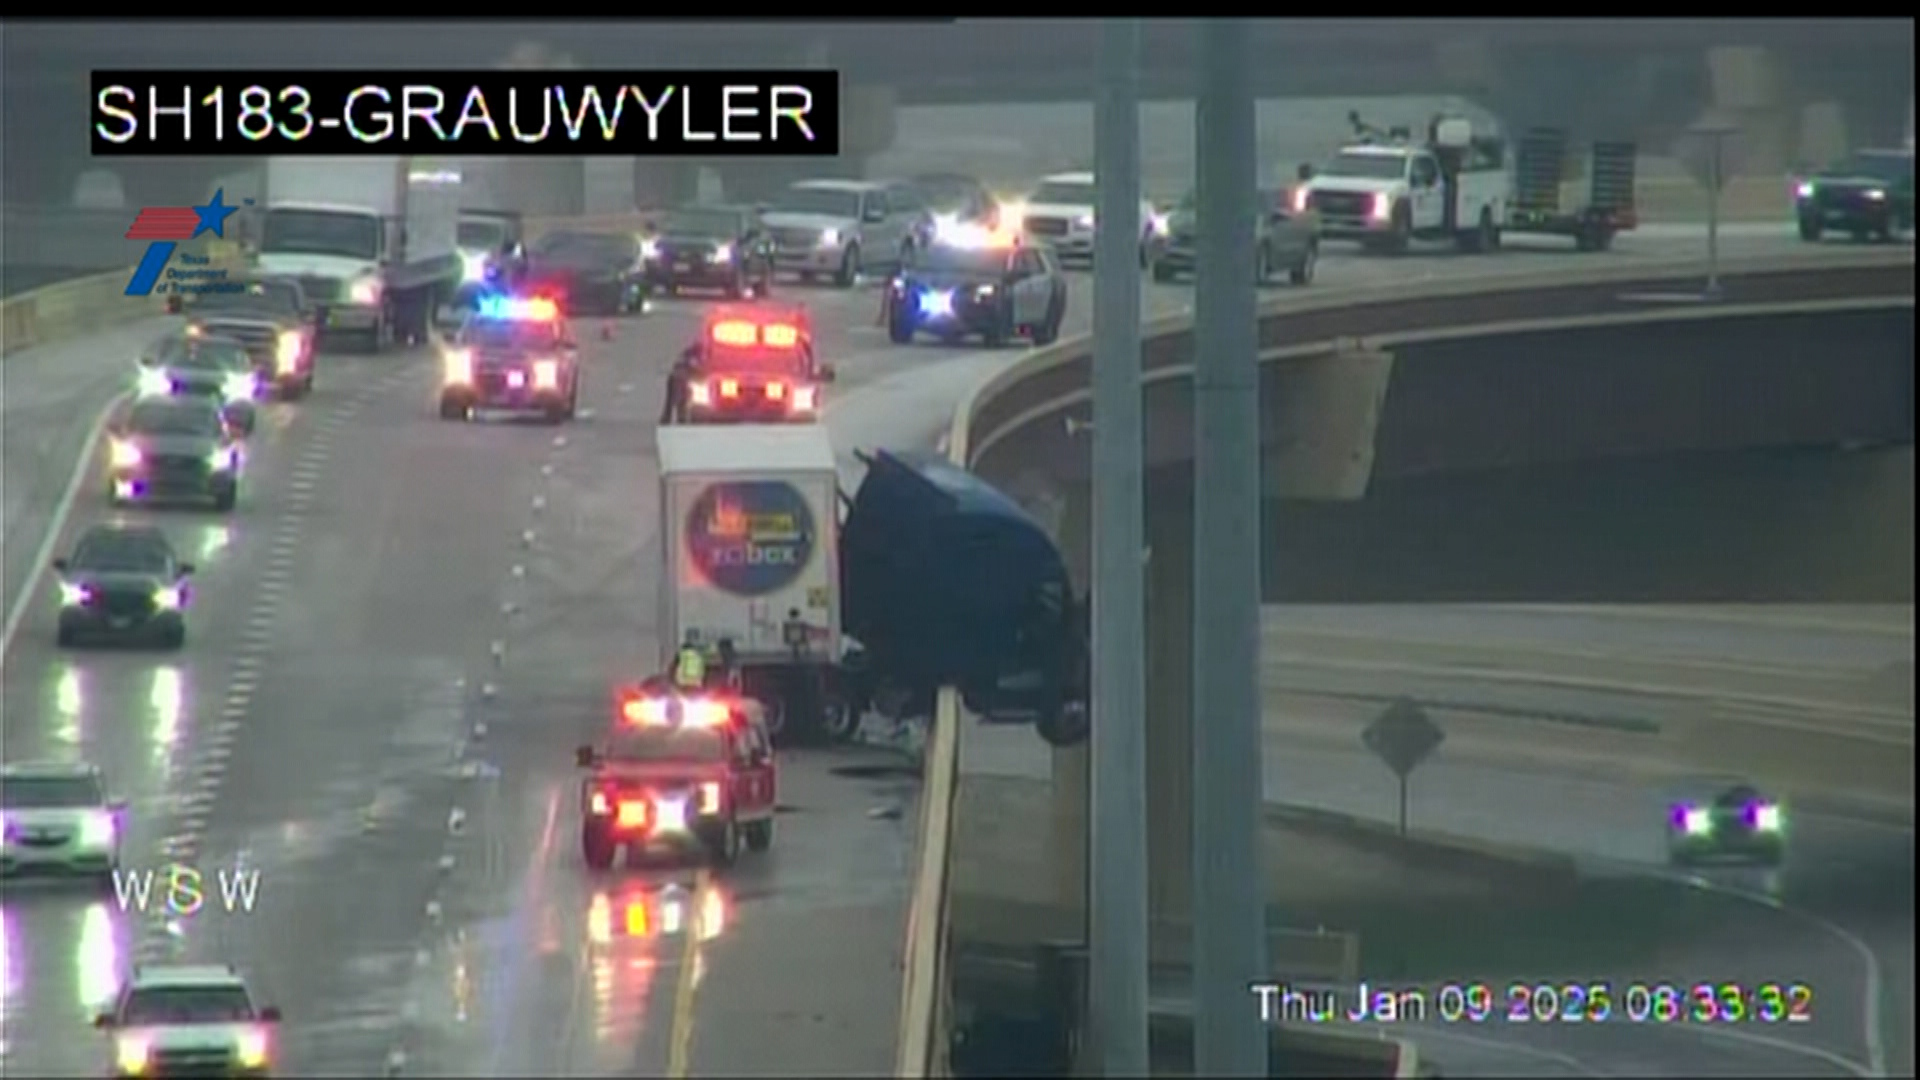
895 246 1912 1076
1 237 243 357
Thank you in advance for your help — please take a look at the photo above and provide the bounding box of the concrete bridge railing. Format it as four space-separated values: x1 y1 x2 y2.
894 246 1914 1075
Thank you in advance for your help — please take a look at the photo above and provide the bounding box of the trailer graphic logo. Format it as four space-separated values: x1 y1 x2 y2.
123 188 238 296
687 481 815 596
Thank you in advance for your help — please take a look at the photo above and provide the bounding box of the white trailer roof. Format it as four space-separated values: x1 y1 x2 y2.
656 424 838 476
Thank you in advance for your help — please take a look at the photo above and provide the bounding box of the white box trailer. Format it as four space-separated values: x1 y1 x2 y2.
656 424 842 741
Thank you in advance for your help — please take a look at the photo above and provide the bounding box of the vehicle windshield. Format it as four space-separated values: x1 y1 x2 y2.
260 209 379 261
1 775 102 808
158 339 248 370
1030 181 1097 206
607 727 728 764
464 319 565 351
531 231 635 264
73 531 170 573
458 219 510 249
1319 152 1409 180
913 177 981 210
191 287 297 319
121 986 256 1024
772 186 860 218
917 244 1009 275
128 401 222 437
1827 152 1913 183
659 208 743 238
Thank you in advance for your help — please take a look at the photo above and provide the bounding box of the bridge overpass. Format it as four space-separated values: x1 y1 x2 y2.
912 248 1914 1073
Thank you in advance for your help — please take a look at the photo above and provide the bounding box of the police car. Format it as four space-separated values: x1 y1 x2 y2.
96 964 284 1077
439 295 582 423
575 686 777 870
676 304 836 424
1 761 125 881
886 225 1067 347
1666 778 1788 867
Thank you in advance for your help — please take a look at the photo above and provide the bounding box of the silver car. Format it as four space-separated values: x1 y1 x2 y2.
1 762 124 880
760 179 927 288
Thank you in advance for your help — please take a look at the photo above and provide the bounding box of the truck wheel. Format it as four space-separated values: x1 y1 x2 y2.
834 246 862 288
821 697 858 743
745 820 774 852
1462 208 1497 253
707 820 740 869
213 485 238 513
887 308 915 345
1289 242 1318 286
983 302 1011 348
1797 217 1823 242
582 826 617 870
1032 296 1064 345
1385 203 1413 253
1035 700 1090 748
439 394 468 421
160 622 187 651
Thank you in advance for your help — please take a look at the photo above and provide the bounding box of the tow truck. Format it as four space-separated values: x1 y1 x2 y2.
438 294 581 423
575 686 777 870
671 303 836 425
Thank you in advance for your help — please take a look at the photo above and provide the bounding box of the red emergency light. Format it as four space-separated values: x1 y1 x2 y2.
617 688 732 728
709 319 799 349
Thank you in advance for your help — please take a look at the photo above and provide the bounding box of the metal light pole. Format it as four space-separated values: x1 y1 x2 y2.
1686 120 1739 299
1088 16 1151 1078
1190 17 1268 1077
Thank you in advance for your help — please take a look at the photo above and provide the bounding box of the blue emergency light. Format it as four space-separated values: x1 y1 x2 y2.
918 289 956 318
478 295 559 322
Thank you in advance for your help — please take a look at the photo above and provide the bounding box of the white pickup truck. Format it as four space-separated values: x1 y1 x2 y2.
253 158 462 352
1295 117 1509 254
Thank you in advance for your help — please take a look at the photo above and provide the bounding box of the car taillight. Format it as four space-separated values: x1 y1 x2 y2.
699 781 723 814
616 800 650 830
719 377 740 399
765 381 787 401
792 386 817 412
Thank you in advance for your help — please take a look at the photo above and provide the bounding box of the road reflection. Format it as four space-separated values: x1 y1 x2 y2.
75 901 117 1014
53 666 84 747
148 666 183 760
585 876 730 1050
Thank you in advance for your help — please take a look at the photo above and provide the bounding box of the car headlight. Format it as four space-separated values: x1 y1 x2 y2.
208 445 239 471
640 239 660 261
1865 188 1888 201
975 283 996 297
1680 807 1713 836
460 251 488 283
276 329 304 372
116 1035 151 1073
349 277 381 305
1076 213 1094 228
222 372 258 401
712 243 734 263
1795 181 1815 199
817 229 839 248
79 809 116 847
135 369 172 397
154 584 185 610
59 582 91 607
443 348 473 385
235 1028 270 1068
109 440 143 468
1752 803 1783 832
1149 212 1170 236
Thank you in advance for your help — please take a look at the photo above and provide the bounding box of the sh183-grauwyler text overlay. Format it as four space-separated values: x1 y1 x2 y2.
91 69 839 156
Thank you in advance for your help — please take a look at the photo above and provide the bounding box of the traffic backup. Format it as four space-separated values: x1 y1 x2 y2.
439 295 581 423
95 964 283 1078
886 225 1067 347
576 687 777 870
106 398 243 511
53 524 195 649
178 277 317 398
138 330 265 435
641 203 777 299
0 761 125 881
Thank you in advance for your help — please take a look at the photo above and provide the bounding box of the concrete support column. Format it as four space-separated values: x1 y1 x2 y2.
1703 44 1791 174
1143 464 1195 932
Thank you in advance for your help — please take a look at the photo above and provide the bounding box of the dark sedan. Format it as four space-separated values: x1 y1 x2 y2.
137 333 264 434
181 280 316 398
106 397 242 511
642 205 775 298
523 230 650 316
53 524 195 649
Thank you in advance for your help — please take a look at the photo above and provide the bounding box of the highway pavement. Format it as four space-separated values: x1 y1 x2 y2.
1 224 1879 1076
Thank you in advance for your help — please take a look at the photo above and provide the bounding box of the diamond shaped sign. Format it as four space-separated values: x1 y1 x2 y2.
1362 697 1445 778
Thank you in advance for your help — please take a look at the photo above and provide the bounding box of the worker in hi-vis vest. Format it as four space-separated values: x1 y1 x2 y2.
673 630 707 690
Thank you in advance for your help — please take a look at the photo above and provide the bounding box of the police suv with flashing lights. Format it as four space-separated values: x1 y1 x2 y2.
887 228 1067 347
180 278 317 399
53 524 195 649
676 305 835 424
1 761 126 881
138 332 265 436
1666 779 1787 867
575 689 778 870
96 964 284 1078
1007 171 1166 267
439 296 582 424
106 398 243 512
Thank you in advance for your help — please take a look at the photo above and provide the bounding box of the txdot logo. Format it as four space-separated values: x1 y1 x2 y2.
685 481 815 597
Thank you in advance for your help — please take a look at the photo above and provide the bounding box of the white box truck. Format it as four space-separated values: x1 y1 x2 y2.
253 157 463 352
656 424 845 744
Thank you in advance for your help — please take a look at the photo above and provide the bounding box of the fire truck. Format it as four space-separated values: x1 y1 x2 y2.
574 686 777 870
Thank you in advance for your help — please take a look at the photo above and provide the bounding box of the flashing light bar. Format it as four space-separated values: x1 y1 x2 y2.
935 221 1020 249
709 319 800 349
619 692 732 728
479 295 559 322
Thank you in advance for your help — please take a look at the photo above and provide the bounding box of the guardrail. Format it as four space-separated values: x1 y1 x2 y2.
896 244 1913 1076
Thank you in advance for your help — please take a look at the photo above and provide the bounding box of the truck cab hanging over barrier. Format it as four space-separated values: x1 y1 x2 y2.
841 448 1089 747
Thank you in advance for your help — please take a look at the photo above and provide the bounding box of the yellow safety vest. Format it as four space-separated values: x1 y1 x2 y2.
673 648 706 688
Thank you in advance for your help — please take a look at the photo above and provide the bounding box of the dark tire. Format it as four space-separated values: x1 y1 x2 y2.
1035 700 1089 748
439 395 468 421
887 308 915 345
834 247 861 289
582 827 616 870
1797 217 1822 242
161 623 186 651
213 486 237 513
1254 244 1273 285
56 625 76 649
1032 297 1063 346
1152 261 1178 283
1289 242 1318 286
1385 203 1413 253
544 404 569 425
745 820 774 853
707 819 741 869
983 302 1011 348
1461 208 1497 252
726 273 746 300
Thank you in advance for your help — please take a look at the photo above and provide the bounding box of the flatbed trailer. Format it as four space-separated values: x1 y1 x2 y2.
1505 127 1639 252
